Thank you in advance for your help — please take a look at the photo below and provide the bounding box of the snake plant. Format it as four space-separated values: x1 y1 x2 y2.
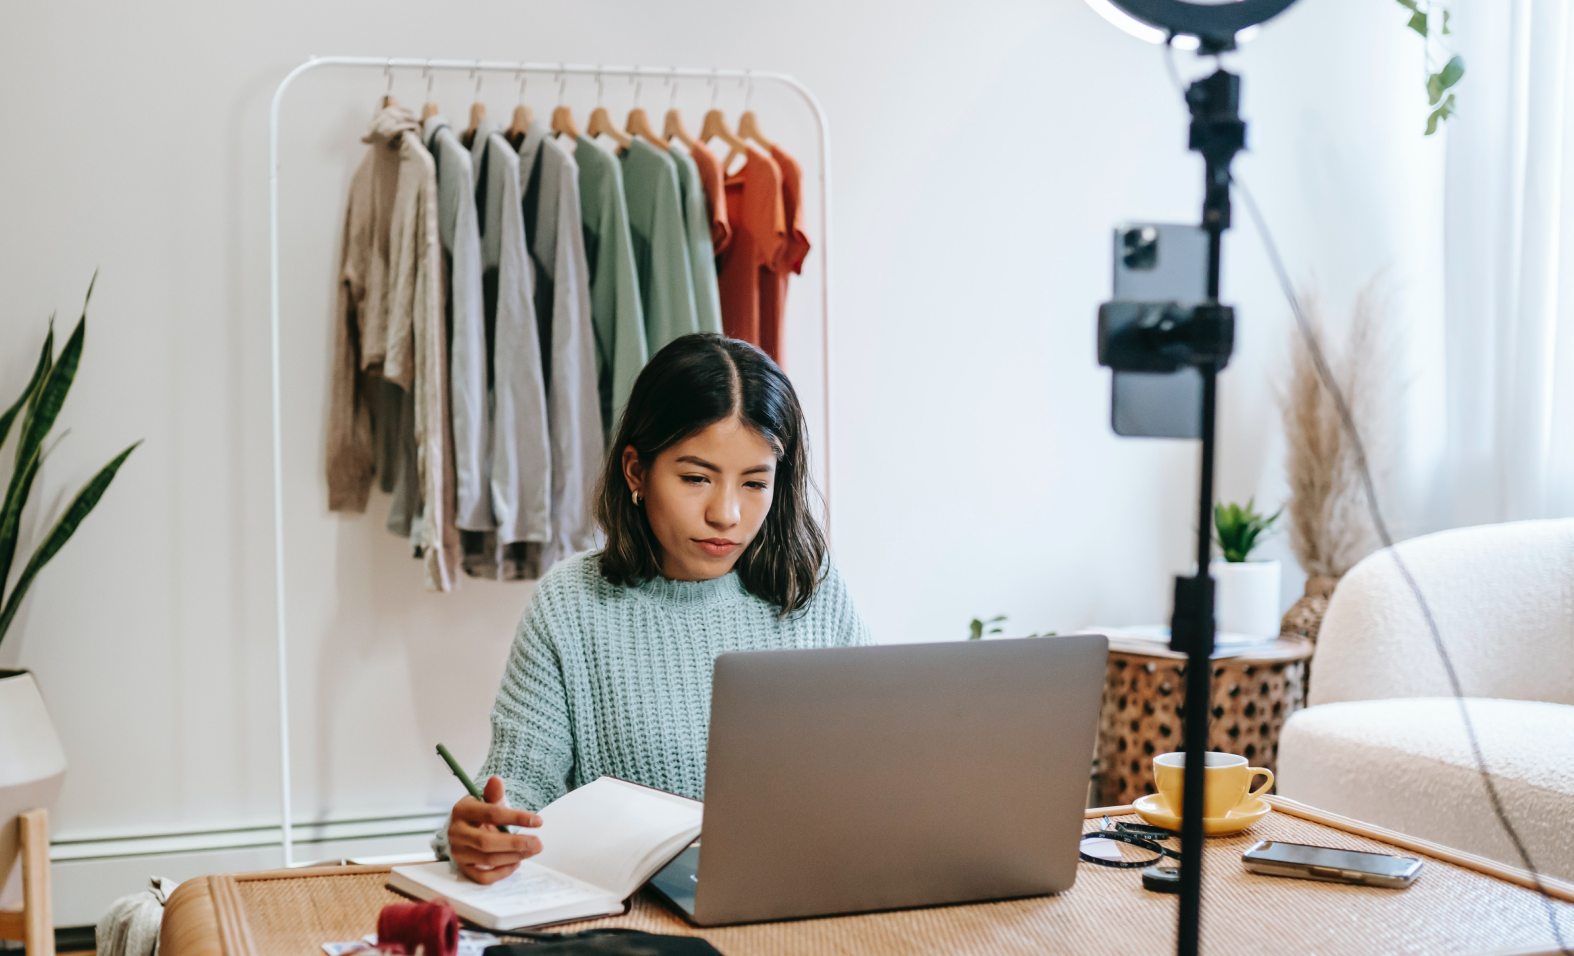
0 278 140 648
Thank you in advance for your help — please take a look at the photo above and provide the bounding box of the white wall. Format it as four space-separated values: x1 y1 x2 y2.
0 0 1443 925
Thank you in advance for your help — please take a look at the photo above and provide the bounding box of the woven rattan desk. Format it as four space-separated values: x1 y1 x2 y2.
160 797 1574 956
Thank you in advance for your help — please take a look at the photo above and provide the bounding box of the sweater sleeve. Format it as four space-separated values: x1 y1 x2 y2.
479 609 576 811
822 560 875 647
325 155 377 513
432 599 576 860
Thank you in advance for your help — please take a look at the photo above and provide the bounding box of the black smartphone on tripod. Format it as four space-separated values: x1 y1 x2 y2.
1109 223 1209 439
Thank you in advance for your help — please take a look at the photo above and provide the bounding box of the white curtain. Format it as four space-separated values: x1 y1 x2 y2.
1442 0 1574 524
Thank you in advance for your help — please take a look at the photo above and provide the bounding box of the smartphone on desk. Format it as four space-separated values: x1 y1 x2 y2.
1243 840 1423 889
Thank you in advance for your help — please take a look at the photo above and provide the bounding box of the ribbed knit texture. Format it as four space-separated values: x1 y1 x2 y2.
435 549 870 858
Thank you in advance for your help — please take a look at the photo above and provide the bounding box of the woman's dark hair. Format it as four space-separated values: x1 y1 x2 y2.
595 334 825 615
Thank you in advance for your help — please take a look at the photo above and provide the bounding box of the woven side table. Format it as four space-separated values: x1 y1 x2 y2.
1095 637 1314 807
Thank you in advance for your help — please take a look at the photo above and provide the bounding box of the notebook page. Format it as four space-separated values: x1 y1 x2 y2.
389 860 618 928
529 777 704 897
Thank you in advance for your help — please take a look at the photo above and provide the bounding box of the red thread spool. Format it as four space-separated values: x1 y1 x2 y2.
378 899 459 956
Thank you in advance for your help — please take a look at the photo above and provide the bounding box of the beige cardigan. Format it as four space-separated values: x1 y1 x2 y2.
326 105 458 590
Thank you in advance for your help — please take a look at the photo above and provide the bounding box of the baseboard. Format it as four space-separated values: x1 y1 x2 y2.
50 811 448 863
54 924 96 953
0 928 96 955
48 812 446 927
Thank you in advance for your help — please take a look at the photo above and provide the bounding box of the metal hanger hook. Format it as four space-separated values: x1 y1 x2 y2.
423 61 435 102
596 68 605 108
516 70 528 104
744 69 755 112
384 60 395 98
556 65 568 106
631 67 643 108
668 68 680 109
710 69 721 109
471 66 483 100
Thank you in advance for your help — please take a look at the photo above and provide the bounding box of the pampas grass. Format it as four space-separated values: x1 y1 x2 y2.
1281 281 1394 579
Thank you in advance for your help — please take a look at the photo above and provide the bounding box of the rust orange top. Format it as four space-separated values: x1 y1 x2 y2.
758 144 810 363
717 148 784 351
687 141 731 256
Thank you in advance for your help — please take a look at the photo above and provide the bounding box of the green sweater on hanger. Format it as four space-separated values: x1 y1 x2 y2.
621 136 701 356
670 142 725 336
575 136 647 441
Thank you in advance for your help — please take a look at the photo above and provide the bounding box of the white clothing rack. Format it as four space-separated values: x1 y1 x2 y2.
268 56 833 865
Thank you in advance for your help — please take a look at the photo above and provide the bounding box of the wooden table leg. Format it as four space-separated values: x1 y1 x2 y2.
0 810 52 956
21 810 53 956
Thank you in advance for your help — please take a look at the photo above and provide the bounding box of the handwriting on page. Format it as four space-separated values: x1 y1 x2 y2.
322 930 501 956
470 867 598 908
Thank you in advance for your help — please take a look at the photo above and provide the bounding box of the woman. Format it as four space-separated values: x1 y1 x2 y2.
442 334 871 884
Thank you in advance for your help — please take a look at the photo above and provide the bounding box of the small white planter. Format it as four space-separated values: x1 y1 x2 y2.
0 669 67 909
1211 559 1282 638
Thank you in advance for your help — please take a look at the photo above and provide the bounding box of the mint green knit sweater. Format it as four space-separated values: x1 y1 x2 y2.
436 550 871 856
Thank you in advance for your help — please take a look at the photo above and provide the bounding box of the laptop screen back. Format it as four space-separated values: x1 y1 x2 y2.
692 635 1108 925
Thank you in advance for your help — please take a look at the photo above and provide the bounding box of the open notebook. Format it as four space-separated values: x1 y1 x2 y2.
390 777 704 930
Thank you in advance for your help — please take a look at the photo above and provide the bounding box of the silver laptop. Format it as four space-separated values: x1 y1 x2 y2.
649 634 1109 925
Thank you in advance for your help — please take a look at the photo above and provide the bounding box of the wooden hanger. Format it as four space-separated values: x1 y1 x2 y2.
663 72 699 150
508 104 534 143
380 63 398 109
463 70 487 143
624 73 667 149
587 73 632 150
701 109 750 171
589 106 632 149
552 104 581 139
420 65 440 121
737 111 776 153
627 108 666 149
550 71 581 139
506 72 534 143
665 109 699 150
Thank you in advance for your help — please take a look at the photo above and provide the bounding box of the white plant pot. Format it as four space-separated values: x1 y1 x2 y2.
0 669 67 909
1210 559 1282 638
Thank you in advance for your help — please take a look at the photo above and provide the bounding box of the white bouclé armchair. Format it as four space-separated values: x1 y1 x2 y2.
1277 519 1574 881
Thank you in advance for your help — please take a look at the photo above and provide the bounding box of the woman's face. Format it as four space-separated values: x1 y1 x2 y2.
622 415 778 581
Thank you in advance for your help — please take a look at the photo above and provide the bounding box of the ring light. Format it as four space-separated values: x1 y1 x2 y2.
1085 0 1297 51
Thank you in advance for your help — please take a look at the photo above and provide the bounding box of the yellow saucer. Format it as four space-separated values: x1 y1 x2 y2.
1133 793 1272 835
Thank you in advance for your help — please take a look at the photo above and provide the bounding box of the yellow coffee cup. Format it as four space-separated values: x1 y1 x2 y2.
1153 751 1273 819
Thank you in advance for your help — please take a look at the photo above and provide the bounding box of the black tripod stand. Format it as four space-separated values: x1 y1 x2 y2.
1168 64 1245 956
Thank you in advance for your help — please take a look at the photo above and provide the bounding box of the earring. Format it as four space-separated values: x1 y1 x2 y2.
632 490 642 507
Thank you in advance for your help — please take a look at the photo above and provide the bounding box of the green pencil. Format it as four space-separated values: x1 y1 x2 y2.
436 743 512 834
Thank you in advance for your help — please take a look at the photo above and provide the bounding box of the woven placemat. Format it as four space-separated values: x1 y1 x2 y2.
231 809 1574 956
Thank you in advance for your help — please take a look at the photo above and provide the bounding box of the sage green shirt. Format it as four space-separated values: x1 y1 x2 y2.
620 136 700 355
575 136 647 441
669 143 724 335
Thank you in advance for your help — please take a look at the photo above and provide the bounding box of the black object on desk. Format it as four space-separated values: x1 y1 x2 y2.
1142 866 1183 894
484 929 722 956
1078 819 1183 871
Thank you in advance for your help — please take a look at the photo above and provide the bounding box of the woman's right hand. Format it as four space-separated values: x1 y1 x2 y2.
447 776 544 884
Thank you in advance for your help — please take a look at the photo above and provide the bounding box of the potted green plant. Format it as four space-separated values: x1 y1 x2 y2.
0 283 139 908
1211 498 1282 639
